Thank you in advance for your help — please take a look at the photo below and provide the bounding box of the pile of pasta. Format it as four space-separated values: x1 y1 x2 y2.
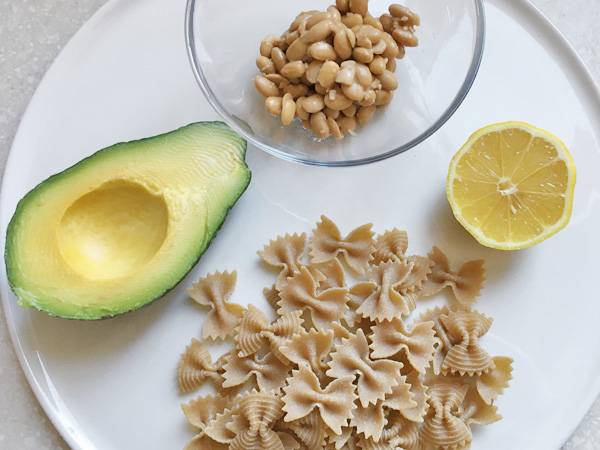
177 216 513 450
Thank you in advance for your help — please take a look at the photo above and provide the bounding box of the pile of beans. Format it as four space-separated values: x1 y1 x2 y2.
254 0 420 140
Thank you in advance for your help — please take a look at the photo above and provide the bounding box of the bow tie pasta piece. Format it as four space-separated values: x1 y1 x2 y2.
370 318 437 374
462 387 502 427
276 432 300 449
357 412 421 450
310 258 346 291
236 305 303 362
403 255 434 293
330 321 352 343
418 305 451 324
280 410 328 450
188 271 245 340
326 426 355 450
384 375 418 413
327 329 403 407
185 433 229 450
228 391 286 450
387 412 422 450
203 406 241 444
350 401 386 442
371 229 409 265
356 261 417 322
237 305 271 357
263 285 282 313
399 370 430 423
476 356 514 404
182 395 231 431
418 306 452 376
310 216 375 275
421 381 472 450
278 266 348 331
440 309 494 376
213 352 258 398
218 379 259 399
355 436 391 450
177 338 222 393
420 247 486 306
258 233 307 290
350 374 416 441
222 352 291 393
344 282 378 329
282 364 357 435
280 329 334 376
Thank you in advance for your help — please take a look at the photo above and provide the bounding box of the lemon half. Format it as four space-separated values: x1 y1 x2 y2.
446 121 576 250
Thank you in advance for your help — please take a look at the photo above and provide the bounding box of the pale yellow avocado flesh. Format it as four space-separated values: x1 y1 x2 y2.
57 180 170 281
5 122 250 319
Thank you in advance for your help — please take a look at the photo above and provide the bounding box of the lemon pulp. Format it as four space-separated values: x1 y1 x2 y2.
447 121 576 250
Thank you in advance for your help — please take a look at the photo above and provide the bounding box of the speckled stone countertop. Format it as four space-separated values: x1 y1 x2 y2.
1 0 600 448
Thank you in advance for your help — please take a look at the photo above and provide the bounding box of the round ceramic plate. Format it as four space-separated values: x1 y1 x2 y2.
2 0 600 449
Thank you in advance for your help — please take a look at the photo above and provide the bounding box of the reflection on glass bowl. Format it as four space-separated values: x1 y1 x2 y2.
185 0 485 166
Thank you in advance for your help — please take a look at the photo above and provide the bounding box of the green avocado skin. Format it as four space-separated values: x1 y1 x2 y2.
4 122 251 320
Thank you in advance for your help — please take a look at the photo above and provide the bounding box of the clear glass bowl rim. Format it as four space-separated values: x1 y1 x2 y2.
185 0 486 167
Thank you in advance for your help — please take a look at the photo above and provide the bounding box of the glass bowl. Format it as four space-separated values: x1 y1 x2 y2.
185 0 485 166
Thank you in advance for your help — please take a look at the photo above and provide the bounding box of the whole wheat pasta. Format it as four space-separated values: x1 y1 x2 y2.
188 271 245 340
177 214 512 450
420 246 486 306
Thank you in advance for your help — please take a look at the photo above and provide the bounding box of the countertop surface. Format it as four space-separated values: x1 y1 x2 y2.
1 0 599 448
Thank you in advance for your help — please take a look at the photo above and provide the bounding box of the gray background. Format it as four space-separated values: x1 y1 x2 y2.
1 0 599 448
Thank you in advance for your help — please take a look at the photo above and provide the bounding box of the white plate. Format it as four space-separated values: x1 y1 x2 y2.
2 0 600 449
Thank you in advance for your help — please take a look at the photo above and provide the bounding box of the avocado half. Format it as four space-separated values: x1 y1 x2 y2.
5 122 251 320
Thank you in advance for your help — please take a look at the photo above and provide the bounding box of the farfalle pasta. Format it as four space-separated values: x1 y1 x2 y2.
182 394 231 430
371 228 409 265
370 318 437 374
440 309 494 375
279 410 328 450
355 260 418 321
349 374 416 441
228 391 285 450
222 352 290 393
258 233 307 290
350 401 385 442
326 426 355 450
344 282 377 330
462 387 502 427
263 285 281 312
217 373 258 399
283 365 356 434
177 338 222 393
311 258 346 291
400 370 429 423
203 406 241 443
280 329 334 377
421 381 472 449
175 216 513 450
477 356 513 404
418 305 451 375
278 266 348 330
357 412 421 450
185 433 229 450
420 246 486 306
310 215 375 275
188 271 245 340
282 364 357 435
236 305 303 362
327 329 403 406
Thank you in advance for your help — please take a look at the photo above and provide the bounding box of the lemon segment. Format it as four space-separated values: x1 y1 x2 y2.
446 121 576 250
